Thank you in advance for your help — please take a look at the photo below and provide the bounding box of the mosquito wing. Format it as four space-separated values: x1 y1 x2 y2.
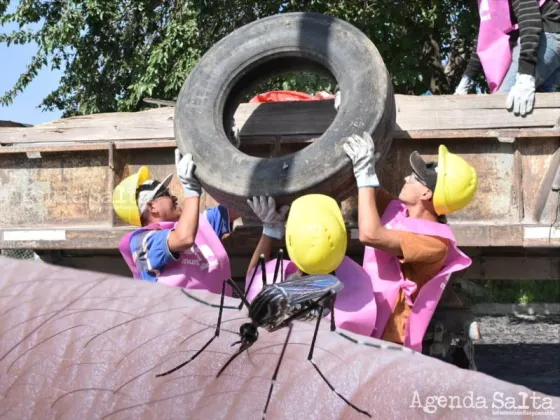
277 274 343 305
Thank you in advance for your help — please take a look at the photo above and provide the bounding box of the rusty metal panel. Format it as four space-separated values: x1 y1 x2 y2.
0 121 559 251
376 138 518 224
0 150 110 229
520 138 560 224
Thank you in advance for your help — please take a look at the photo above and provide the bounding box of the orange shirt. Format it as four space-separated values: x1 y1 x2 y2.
373 189 450 345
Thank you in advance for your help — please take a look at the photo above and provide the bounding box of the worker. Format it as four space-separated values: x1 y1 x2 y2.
342 132 477 350
244 193 382 338
112 149 238 295
455 0 560 116
245 131 478 352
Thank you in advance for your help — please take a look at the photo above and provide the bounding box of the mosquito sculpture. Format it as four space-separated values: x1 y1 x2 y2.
156 249 409 418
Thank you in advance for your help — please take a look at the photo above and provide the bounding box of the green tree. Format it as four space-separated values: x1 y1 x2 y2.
0 0 481 117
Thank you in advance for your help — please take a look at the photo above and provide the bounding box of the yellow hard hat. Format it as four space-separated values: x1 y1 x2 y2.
285 194 347 274
112 166 151 226
433 145 478 215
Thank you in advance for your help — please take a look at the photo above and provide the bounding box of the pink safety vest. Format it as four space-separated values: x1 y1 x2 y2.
119 213 232 296
476 0 553 92
244 256 378 337
363 200 471 351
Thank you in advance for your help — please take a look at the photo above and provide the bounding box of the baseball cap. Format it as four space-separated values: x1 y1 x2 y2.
409 151 438 191
136 173 173 215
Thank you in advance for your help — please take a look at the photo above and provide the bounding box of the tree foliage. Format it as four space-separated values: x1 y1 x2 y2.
1 0 482 117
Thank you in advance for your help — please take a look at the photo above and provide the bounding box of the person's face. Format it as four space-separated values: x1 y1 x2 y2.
398 172 433 205
147 188 181 221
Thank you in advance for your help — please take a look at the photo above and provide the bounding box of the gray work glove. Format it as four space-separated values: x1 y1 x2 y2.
247 196 290 240
454 75 475 95
175 149 202 197
506 73 536 116
342 132 380 189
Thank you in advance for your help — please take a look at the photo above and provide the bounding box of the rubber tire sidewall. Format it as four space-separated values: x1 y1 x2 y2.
175 12 395 214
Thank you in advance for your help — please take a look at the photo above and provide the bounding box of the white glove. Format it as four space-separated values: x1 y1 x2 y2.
506 73 536 116
454 75 474 95
247 196 290 240
342 132 380 189
175 149 202 197
334 90 341 110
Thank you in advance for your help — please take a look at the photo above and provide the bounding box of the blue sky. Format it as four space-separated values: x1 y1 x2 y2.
0 0 63 126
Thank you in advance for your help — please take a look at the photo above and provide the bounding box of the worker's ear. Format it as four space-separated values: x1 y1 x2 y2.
146 200 158 217
421 188 433 201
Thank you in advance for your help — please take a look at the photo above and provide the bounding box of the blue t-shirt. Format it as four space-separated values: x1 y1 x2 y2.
130 205 230 282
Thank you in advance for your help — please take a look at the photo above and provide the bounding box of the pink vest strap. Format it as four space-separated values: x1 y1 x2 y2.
476 0 517 93
118 214 232 296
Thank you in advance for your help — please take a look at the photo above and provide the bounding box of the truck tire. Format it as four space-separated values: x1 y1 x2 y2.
174 12 395 215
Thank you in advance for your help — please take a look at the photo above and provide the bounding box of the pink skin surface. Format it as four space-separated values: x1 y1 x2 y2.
1 257 558 419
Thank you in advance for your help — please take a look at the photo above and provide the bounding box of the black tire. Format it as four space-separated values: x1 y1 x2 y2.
174 12 395 215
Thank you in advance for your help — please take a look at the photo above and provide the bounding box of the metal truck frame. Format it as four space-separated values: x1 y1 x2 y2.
1 93 559 366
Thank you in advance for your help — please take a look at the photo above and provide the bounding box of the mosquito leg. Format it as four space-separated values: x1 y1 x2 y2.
226 279 251 312
280 254 284 283
329 294 337 332
307 302 371 417
266 305 318 333
155 279 229 377
239 254 266 310
262 323 293 419
273 249 284 284
266 291 333 334
261 253 267 287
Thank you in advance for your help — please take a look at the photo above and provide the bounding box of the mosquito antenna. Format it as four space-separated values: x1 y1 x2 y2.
241 254 266 310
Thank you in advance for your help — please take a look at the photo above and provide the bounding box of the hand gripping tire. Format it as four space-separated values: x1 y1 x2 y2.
174 12 396 215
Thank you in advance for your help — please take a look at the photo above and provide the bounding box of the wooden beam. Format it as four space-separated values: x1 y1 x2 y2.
2 93 560 145
1 223 559 250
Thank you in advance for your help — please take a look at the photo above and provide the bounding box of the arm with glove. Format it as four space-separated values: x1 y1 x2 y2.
167 149 203 253
506 0 543 116
454 49 481 95
246 196 290 277
343 132 403 257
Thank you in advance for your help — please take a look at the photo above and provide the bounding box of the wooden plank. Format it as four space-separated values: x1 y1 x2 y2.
0 140 177 154
465 256 560 280
394 127 560 140
2 93 560 144
1 223 559 250
1 128 559 154
395 92 560 110
0 107 175 144
395 108 560 131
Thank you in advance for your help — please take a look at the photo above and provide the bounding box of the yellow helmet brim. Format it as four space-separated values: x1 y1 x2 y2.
433 145 478 215
112 166 151 226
